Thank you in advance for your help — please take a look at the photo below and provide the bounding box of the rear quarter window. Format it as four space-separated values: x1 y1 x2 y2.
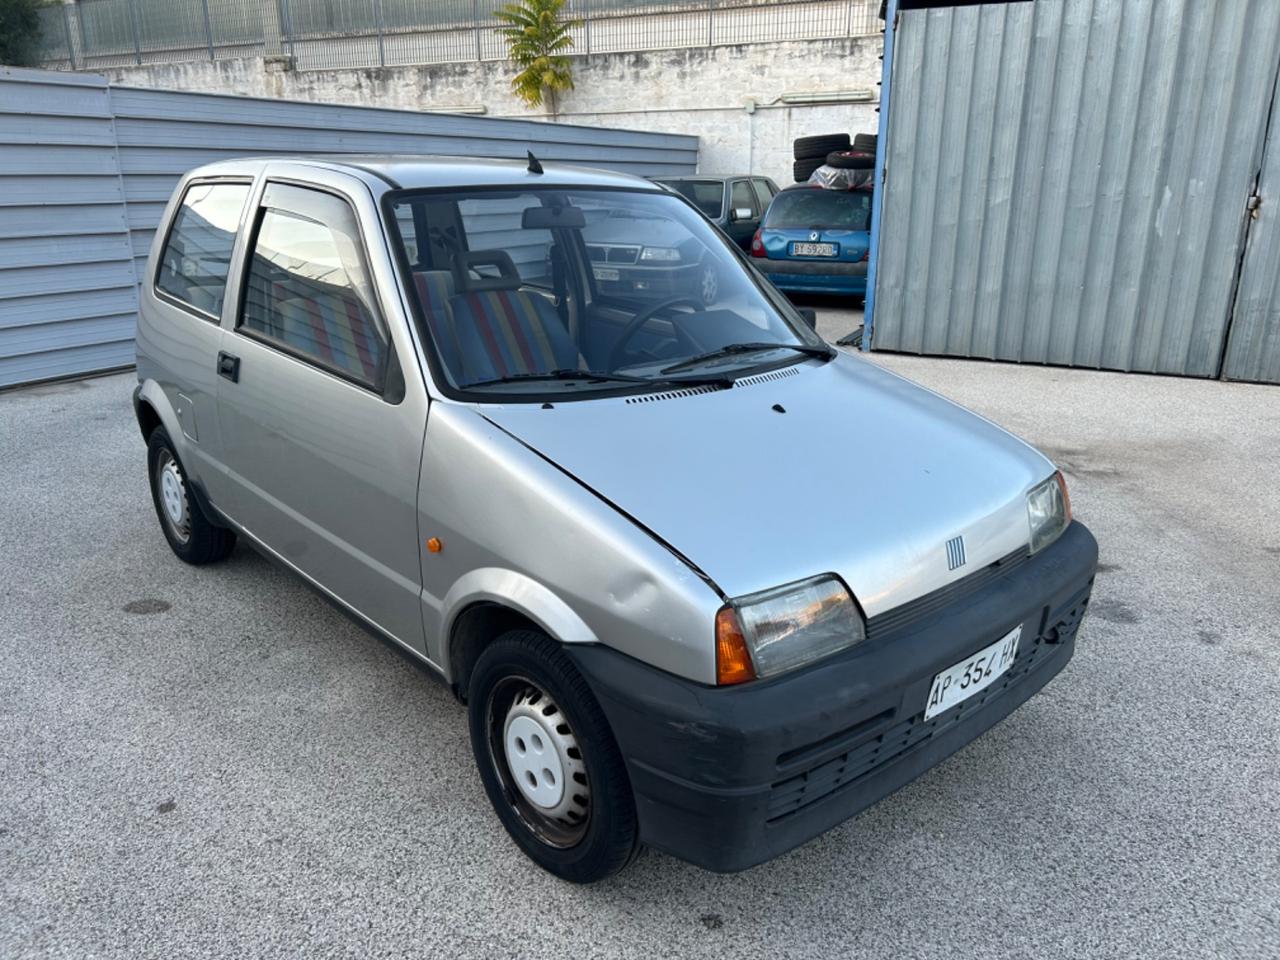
155 181 251 319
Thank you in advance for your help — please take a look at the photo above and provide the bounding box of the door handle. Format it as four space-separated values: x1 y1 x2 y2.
217 351 240 383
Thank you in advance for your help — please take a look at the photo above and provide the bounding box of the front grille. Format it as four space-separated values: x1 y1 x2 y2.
586 244 641 265
606 246 640 264
765 588 1092 823
865 547 1031 641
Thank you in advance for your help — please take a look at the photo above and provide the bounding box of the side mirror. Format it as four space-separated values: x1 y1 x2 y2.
730 207 754 222
797 307 818 329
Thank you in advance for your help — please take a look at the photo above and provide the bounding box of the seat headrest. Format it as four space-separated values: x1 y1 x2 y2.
454 250 522 293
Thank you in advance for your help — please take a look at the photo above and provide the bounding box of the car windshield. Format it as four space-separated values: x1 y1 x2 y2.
387 186 826 400
765 188 872 231
653 179 725 219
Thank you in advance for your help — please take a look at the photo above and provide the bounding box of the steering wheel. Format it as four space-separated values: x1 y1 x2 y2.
609 297 704 369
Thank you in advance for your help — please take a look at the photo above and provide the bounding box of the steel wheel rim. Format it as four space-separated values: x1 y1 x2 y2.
156 450 190 543
486 675 590 848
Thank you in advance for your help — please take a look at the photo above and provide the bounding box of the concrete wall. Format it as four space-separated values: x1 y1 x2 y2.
97 37 884 189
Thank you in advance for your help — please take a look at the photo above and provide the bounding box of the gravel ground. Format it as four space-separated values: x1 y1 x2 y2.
2 341 1278 959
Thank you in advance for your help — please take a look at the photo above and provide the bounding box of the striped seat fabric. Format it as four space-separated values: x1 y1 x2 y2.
412 269 467 377
271 279 383 382
443 250 581 384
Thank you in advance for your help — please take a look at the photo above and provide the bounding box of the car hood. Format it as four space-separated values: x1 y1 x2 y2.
583 216 686 246
477 353 1054 615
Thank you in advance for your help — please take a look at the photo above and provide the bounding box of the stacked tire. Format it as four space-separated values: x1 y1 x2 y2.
792 132 878 182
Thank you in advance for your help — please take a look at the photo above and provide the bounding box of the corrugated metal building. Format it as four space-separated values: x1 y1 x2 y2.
0 67 698 389
868 0 1280 385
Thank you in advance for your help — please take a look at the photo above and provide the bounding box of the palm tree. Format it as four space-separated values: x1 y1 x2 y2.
494 0 580 118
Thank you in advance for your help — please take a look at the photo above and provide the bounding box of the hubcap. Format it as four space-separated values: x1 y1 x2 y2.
489 680 590 847
156 452 190 542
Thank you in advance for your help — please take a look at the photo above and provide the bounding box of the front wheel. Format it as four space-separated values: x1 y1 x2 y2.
467 630 640 883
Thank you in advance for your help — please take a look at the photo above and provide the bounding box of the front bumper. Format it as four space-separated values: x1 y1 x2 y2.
566 521 1097 873
756 257 867 294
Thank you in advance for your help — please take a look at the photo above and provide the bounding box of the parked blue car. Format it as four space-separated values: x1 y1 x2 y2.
752 184 871 298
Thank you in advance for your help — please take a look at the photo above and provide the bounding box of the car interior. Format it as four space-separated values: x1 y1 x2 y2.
390 188 806 390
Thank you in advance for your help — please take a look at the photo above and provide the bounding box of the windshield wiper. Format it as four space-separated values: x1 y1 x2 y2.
660 341 834 375
467 369 733 389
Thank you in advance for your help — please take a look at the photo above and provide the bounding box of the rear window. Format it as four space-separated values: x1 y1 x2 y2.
655 179 724 219
765 189 872 231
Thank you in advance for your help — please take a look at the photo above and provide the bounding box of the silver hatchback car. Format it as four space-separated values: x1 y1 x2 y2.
134 156 1097 882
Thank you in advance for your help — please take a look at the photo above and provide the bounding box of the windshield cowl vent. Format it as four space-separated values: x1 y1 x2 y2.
624 365 799 404
625 385 720 404
733 366 800 388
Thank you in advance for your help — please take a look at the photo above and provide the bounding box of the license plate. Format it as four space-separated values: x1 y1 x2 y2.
791 242 836 257
923 625 1022 721
593 266 620 281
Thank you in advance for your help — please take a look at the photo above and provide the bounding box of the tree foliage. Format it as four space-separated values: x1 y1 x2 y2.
0 0 45 67
494 0 580 115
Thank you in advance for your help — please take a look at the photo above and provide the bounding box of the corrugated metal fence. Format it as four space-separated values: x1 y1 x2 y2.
872 0 1280 384
0 66 697 389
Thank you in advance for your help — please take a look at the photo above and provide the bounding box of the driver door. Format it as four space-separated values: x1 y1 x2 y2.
214 170 429 650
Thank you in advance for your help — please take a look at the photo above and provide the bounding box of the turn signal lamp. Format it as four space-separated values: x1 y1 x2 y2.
715 606 756 685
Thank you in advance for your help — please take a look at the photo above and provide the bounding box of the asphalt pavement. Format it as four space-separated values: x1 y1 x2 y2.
2 334 1277 959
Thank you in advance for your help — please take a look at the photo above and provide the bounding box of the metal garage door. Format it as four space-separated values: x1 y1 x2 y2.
1223 64 1280 384
871 0 1280 382
0 70 138 388
0 66 698 390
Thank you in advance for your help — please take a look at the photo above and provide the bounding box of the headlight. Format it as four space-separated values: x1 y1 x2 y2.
640 246 682 262
1027 471 1071 554
715 575 865 684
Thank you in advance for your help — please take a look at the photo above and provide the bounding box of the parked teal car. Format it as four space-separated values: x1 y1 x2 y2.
752 185 871 298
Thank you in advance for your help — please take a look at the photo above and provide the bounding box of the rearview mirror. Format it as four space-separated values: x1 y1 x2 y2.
730 207 754 222
522 205 587 229
797 307 818 329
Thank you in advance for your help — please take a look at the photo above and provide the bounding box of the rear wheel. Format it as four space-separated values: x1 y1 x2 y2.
147 427 235 565
468 630 640 883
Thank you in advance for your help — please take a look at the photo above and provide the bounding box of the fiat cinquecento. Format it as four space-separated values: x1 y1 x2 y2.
134 155 1097 882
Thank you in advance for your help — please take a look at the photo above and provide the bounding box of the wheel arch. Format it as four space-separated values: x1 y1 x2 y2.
440 568 599 700
133 380 180 444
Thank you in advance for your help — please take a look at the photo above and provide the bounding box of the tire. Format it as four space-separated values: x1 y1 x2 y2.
793 133 851 161
825 150 876 170
794 156 826 182
468 630 641 883
147 426 235 565
853 133 878 151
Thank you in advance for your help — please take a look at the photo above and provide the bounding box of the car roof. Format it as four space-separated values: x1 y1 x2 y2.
181 154 666 192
